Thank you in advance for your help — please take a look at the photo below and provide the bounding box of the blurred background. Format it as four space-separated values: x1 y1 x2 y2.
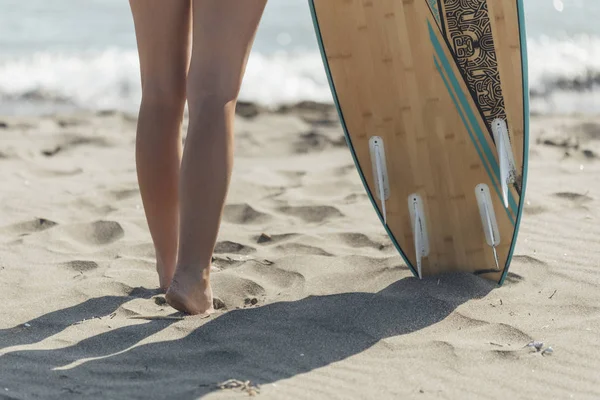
0 0 598 116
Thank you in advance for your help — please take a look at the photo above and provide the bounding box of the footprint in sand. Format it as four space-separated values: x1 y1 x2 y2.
63 220 125 246
332 164 357 177
241 260 306 291
278 205 344 223
512 255 548 267
343 192 369 204
329 232 385 250
274 243 333 257
210 274 267 310
292 130 346 154
0 218 58 237
56 118 88 128
60 260 99 273
108 188 140 202
213 241 256 255
0 150 13 159
553 192 593 203
41 134 114 157
222 203 272 225
253 232 299 245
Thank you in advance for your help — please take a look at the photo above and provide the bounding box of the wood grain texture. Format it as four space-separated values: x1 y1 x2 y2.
311 0 527 282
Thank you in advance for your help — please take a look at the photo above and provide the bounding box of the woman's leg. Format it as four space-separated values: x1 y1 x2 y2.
165 0 267 315
129 0 192 291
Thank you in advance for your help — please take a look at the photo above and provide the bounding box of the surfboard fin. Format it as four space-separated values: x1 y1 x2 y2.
409 194 429 279
475 184 501 270
491 118 517 209
369 137 390 224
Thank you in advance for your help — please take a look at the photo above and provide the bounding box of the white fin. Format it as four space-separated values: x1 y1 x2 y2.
414 201 423 279
475 184 501 270
408 194 429 279
369 136 390 224
491 118 516 209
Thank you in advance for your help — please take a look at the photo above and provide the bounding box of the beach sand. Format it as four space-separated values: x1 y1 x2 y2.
0 105 599 399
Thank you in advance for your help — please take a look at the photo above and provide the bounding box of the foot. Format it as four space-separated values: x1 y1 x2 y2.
157 260 176 292
165 269 214 315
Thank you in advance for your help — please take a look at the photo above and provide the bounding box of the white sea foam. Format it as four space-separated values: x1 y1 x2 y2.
0 49 332 114
2 35 600 115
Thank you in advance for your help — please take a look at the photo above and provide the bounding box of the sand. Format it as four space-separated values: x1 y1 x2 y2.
0 104 599 399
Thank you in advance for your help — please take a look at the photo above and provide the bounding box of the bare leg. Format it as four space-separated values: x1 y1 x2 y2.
165 0 267 315
129 0 191 291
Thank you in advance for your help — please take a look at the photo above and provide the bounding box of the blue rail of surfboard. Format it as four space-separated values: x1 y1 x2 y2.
500 0 530 286
308 0 419 278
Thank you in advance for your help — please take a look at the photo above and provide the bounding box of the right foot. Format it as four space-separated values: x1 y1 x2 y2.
165 270 214 316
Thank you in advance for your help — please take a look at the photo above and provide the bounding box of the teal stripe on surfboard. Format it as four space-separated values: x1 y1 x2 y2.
433 56 515 226
308 0 420 278
427 21 519 219
426 0 442 26
499 0 530 285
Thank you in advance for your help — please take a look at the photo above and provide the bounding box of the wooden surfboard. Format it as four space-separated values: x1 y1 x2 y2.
309 0 529 284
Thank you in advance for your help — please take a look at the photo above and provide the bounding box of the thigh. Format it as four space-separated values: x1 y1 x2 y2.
129 0 192 94
187 0 267 102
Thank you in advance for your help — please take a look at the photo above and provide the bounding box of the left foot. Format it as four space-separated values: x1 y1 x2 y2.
156 260 175 292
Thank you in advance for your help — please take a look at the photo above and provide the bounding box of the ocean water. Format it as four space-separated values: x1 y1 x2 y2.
1 0 599 115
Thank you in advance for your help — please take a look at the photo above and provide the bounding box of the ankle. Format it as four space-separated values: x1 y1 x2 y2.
174 263 211 280
156 251 176 267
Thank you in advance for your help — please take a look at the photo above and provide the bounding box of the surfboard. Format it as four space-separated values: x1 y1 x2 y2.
309 0 529 285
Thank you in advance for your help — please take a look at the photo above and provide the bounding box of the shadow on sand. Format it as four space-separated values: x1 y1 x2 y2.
0 273 495 399
0 287 159 349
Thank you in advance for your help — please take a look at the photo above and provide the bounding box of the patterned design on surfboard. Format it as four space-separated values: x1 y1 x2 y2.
438 0 506 139
425 0 523 206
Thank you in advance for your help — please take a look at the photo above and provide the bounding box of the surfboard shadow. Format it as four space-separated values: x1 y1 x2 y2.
0 273 494 398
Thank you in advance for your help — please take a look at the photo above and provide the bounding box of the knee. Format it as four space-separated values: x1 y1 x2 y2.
140 75 187 112
185 69 241 114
